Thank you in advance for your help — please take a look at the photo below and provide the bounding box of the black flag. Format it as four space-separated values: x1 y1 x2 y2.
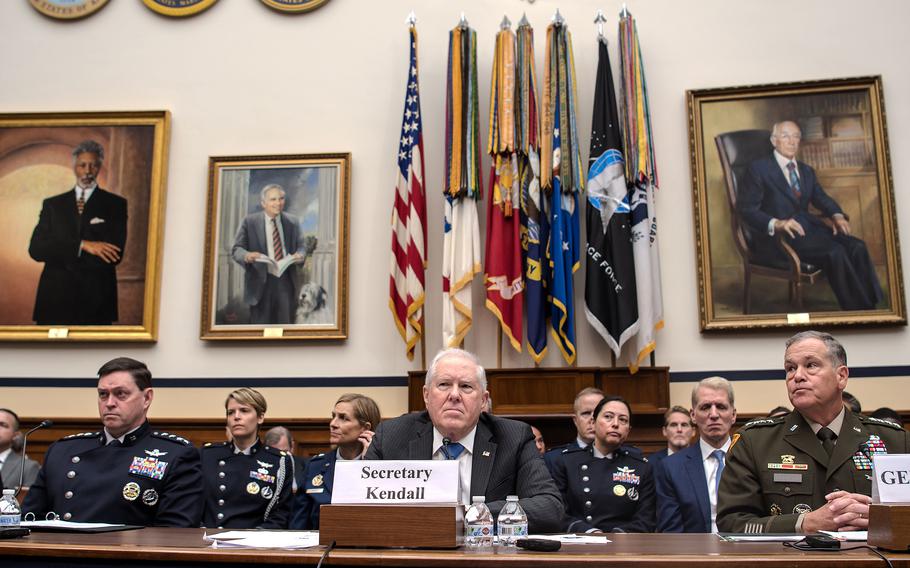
584 38 639 356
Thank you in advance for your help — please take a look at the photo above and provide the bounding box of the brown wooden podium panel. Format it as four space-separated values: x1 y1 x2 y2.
320 504 463 548
0 528 908 567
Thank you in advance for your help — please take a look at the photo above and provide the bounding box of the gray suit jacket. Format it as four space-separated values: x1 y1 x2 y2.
365 412 563 533
231 211 302 306
1 451 40 490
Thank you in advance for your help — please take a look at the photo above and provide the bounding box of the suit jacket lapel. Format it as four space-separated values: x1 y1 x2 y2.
409 416 434 460
785 412 829 468
470 419 497 499
828 411 865 484
684 447 711 531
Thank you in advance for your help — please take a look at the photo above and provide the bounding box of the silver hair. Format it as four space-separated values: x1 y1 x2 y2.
259 183 286 202
692 376 735 408
770 120 801 140
786 330 847 367
264 426 292 448
424 348 487 391
72 140 104 165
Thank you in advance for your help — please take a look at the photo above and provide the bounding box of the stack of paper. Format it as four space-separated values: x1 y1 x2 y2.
204 530 321 549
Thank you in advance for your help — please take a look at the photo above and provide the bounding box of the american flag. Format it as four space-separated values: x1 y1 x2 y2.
389 26 427 361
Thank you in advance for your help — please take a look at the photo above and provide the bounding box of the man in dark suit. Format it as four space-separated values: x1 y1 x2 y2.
656 377 736 533
648 405 693 469
718 331 910 533
23 357 203 526
0 408 40 490
737 120 882 311
264 426 308 494
231 184 316 324
28 140 127 325
365 348 563 533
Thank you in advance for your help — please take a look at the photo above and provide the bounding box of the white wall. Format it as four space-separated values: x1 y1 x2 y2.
1 0 908 418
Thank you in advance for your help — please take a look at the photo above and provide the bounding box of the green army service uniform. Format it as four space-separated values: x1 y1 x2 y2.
716 409 910 533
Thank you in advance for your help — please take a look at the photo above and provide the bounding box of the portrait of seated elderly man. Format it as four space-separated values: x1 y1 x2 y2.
717 331 910 534
365 348 563 534
736 120 882 311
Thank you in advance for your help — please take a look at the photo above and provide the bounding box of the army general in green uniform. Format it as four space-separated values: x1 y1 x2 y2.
717 331 910 534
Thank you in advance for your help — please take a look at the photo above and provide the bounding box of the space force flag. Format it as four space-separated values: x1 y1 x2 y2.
584 37 639 356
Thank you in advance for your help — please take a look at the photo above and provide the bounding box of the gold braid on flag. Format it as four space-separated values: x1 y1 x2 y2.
539 25 555 192
446 28 463 198
488 28 517 216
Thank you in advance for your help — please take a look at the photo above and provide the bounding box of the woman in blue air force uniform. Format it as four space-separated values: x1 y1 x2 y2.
290 393 381 529
200 388 292 529
552 396 656 533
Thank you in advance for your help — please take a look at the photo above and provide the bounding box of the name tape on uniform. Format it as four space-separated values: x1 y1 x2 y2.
331 460 459 504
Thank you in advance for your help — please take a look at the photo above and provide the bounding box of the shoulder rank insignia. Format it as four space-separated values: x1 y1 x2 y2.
63 431 101 440
152 431 191 445
861 415 903 430
743 417 783 429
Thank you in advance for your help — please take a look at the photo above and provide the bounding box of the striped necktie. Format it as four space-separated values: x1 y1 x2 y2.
787 161 801 199
77 189 85 215
271 217 284 260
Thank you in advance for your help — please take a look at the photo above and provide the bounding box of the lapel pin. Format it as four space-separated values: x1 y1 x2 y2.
482 451 490 457
853 426 861 433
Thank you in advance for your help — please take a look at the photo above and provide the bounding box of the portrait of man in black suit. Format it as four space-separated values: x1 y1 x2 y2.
737 121 883 311
28 140 128 325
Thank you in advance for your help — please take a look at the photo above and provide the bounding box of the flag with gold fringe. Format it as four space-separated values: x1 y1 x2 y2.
442 23 483 348
389 25 428 361
484 22 523 352
620 11 664 372
516 19 548 363
541 18 584 365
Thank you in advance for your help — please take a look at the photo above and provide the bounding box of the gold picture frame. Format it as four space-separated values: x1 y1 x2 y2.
201 153 350 340
0 110 170 341
687 76 905 331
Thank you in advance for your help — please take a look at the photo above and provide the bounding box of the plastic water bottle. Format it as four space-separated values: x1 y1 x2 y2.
497 495 528 546
464 495 494 548
0 489 21 528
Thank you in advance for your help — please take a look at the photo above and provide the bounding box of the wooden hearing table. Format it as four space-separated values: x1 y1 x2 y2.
0 528 908 567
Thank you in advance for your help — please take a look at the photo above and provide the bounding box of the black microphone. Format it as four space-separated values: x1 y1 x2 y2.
15 420 53 498
442 437 452 460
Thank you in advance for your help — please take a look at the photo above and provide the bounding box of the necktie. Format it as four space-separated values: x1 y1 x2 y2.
444 442 465 460
271 218 284 260
712 449 726 495
76 190 85 215
817 427 837 457
787 161 801 199
107 439 122 447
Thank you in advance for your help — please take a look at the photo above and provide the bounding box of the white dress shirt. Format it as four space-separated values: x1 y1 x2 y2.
432 426 477 506
700 436 732 533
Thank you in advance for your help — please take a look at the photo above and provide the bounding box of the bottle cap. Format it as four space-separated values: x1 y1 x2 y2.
2 489 14 496
472 496 485 503
506 495 519 501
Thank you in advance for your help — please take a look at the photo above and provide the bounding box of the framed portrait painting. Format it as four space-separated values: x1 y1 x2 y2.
0 111 170 341
687 76 905 331
201 153 350 340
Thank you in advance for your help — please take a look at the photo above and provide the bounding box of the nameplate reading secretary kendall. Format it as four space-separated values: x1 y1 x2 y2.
331 461 460 504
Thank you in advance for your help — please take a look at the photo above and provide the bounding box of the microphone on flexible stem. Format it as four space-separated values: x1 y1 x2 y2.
15 420 53 498
442 437 452 461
